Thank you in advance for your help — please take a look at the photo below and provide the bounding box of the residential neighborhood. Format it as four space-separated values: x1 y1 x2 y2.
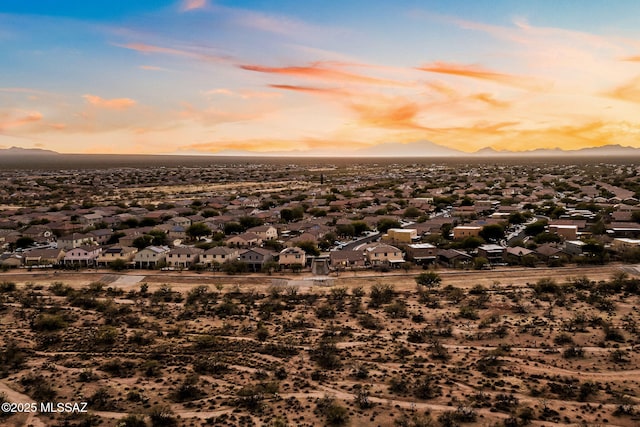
1 159 639 274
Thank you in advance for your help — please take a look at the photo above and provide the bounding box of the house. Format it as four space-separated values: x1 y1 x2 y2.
79 213 103 228
22 225 54 243
168 225 187 241
477 244 506 264
89 229 113 245
534 244 562 261
549 224 578 240
57 233 96 250
452 226 482 240
247 225 278 240
278 247 307 267
239 248 275 272
362 243 404 267
564 240 585 256
63 245 102 267
23 248 66 266
201 247 239 267
284 232 318 248
133 246 170 269
0 253 22 268
226 232 262 248
382 228 418 244
611 238 640 252
169 216 191 228
166 247 203 269
96 246 138 267
438 249 472 268
405 243 437 265
330 250 367 269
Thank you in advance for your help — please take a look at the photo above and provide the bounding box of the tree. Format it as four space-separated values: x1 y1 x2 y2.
403 206 422 218
377 218 401 232
239 216 263 230
280 207 304 222
415 271 442 288
479 224 505 242
351 220 370 235
224 222 243 235
15 236 35 249
110 258 128 271
296 241 320 256
187 222 210 240
525 220 547 236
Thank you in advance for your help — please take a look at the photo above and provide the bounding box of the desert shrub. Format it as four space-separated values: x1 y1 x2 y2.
459 306 479 320
117 415 147 427
562 346 585 359
0 341 27 376
0 281 16 292
172 374 204 402
385 300 408 318
415 272 441 288
148 405 177 427
413 375 442 400
553 333 574 345
89 387 112 410
358 313 383 330
32 313 67 331
369 283 395 307
315 395 349 426
193 355 228 375
310 339 341 369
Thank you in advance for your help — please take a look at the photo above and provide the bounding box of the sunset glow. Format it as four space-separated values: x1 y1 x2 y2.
2 0 640 155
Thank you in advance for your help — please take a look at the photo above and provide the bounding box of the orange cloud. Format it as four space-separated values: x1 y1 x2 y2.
469 93 509 108
180 137 370 154
269 84 347 96
239 62 409 87
349 97 431 131
417 61 545 91
623 56 640 62
83 94 136 110
0 110 42 131
606 76 640 103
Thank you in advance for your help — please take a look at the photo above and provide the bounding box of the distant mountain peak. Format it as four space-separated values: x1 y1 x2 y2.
0 146 59 155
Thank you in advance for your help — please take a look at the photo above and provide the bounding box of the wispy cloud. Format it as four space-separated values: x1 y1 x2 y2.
83 94 136 110
0 110 42 131
239 62 411 87
115 42 229 63
417 62 545 91
606 76 640 103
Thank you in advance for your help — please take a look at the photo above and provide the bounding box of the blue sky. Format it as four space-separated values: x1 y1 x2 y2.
2 1 640 154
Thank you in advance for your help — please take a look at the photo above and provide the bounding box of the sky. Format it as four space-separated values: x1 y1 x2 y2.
2 0 640 155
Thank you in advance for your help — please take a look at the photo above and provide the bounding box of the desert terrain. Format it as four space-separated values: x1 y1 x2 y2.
1 264 639 427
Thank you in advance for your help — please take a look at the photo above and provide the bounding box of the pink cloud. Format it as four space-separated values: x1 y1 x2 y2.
182 0 207 11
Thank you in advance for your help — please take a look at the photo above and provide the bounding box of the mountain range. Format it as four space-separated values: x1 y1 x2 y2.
2 143 640 157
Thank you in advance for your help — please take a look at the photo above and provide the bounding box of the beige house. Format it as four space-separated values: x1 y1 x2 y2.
57 233 96 250
612 238 640 252
278 246 306 267
166 246 203 268
24 248 66 266
201 246 239 267
96 246 138 267
382 228 418 244
226 232 262 248
133 246 170 269
362 243 404 266
247 225 278 240
452 226 482 240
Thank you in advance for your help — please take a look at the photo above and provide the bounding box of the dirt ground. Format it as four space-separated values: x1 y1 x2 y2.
0 264 638 427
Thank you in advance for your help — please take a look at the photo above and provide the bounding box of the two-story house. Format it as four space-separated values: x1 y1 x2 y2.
133 245 170 269
166 247 203 269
